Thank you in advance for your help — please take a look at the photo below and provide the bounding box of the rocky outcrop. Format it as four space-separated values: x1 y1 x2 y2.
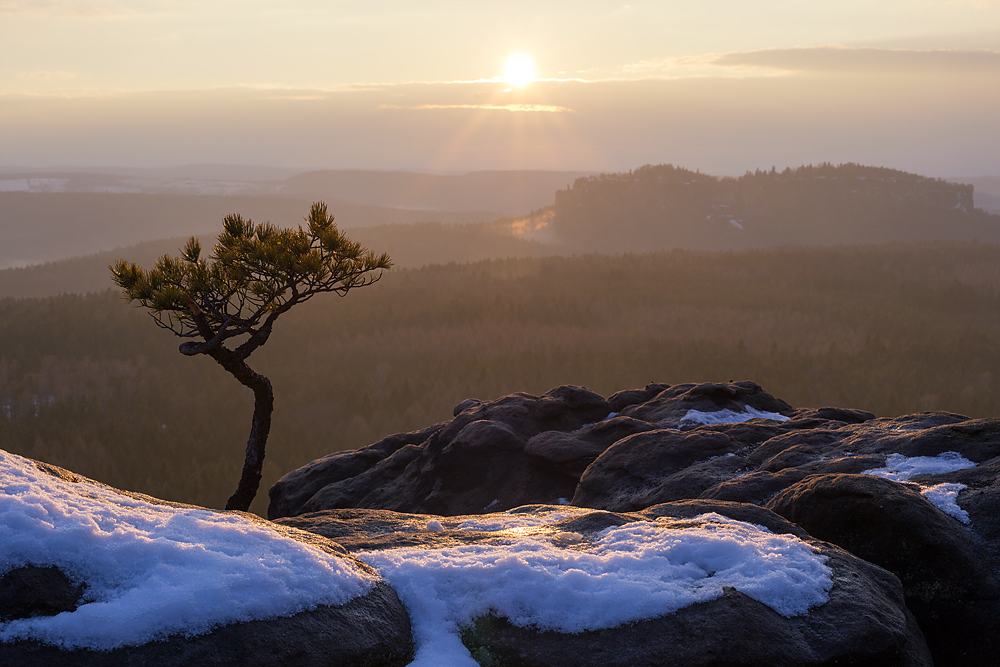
280 501 931 667
767 473 1000 667
1 583 413 667
272 380 1000 666
0 566 85 623
268 385 611 517
0 454 413 667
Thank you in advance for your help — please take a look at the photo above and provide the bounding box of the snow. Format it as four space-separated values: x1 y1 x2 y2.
0 450 375 650
920 484 971 524
455 511 579 532
681 407 790 425
862 452 977 522
861 451 977 482
361 512 832 667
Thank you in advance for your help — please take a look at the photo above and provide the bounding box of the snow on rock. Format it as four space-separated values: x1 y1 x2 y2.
861 451 978 482
861 451 977 522
919 483 971 524
360 512 832 667
0 450 375 650
680 407 791 426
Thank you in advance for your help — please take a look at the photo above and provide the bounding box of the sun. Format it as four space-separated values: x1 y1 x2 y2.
504 53 536 87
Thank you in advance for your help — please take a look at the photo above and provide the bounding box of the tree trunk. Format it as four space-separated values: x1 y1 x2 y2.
209 350 274 512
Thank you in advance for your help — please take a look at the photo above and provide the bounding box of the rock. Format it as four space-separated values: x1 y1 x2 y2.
269 385 611 518
450 501 931 667
285 502 930 667
268 421 447 519
0 450 414 667
453 398 485 416
0 566 85 622
833 414 1000 461
697 455 883 505
606 382 672 413
1 583 413 667
789 406 876 423
294 443 426 515
572 429 738 511
766 473 1000 667
524 415 657 478
914 456 1000 553
617 381 794 428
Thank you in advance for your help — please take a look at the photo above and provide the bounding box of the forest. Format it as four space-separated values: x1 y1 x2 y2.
3 242 1000 515
551 163 999 251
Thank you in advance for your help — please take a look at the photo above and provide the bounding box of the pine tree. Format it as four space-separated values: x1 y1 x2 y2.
111 202 391 511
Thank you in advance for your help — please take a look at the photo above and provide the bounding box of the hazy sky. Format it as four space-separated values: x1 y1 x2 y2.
2 1 999 175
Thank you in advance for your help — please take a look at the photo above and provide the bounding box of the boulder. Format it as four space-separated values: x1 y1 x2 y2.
268 421 447 519
282 502 929 667
268 385 611 518
0 452 413 667
617 381 794 428
0 566 85 622
1 583 412 667
524 415 657 478
572 429 739 511
766 473 1000 667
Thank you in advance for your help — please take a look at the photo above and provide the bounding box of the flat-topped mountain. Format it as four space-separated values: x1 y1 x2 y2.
543 163 999 252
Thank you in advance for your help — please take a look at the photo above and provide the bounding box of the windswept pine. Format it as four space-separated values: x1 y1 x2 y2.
110 202 391 511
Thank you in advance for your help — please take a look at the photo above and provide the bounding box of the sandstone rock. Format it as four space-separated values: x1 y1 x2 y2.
268 385 611 518
766 473 1000 667
524 415 657 478
284 501 930 667
451 501 931 667
0 451 414 667
789 406 876 423
0 566 85 622
606 382 672 412
1 582 412 667
617 381 794 428
268 421 447 519
572 429 738 511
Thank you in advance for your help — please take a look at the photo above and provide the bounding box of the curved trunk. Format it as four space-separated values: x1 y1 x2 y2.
224 369 273 511
207 349 274 512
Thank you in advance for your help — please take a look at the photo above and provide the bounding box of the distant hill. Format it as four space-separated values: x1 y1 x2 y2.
0 223 554 299
950 176 1000 214
0 193 497 269
281 170 589 215
541 164 1000 252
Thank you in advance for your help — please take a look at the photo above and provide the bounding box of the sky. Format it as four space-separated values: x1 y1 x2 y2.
2 0 999 175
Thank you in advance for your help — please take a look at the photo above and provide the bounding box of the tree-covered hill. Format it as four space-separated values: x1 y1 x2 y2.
548 163 1000 252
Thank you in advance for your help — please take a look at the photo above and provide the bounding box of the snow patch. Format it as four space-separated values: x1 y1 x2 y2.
0 451 375 650
862 452 977 523
681 407 790 425
456 510 578 533
920 483 971 524
362 513 832 667
862 451 977 482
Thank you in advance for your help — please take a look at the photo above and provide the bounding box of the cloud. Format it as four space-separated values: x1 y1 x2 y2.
15 71 76 80
0 2 105 18
707 46 1000 74
380 103 572 113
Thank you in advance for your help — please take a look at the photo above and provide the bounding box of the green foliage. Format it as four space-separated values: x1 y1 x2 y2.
110 202 391 344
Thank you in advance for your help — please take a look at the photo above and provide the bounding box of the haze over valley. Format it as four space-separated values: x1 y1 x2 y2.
4 4 1000 665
